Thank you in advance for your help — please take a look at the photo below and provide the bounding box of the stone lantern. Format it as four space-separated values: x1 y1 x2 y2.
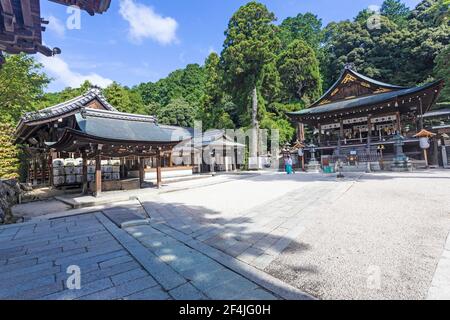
306 143 321 173
391 133 412 172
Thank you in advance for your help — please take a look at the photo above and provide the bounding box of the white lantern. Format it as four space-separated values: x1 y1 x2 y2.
419 137 430 149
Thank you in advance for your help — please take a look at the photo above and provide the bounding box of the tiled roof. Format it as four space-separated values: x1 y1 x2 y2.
288 80 442 117
21 87 117 123
75 109 178 143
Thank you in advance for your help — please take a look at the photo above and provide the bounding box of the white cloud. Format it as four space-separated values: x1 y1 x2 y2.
47 15 66 38
119 0 178 45
38 55 113 89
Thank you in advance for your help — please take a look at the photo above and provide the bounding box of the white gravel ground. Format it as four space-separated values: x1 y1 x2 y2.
265 170 450 300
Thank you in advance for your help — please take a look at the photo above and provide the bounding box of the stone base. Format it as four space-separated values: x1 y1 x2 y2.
306 160 321 173
391 160 413 172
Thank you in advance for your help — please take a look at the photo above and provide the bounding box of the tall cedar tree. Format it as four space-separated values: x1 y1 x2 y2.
221 1 280 126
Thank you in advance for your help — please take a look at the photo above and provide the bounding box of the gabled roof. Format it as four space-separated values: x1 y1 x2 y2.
288 80 443 118
310 67 407 108
21 87 117 124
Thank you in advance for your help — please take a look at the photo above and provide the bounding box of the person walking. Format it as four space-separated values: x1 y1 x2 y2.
285 155 293 174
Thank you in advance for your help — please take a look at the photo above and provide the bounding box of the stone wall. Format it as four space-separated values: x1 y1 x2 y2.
0 179 21 224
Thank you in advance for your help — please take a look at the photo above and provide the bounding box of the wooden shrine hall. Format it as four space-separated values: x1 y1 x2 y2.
15 87 183 196
287 66 444 170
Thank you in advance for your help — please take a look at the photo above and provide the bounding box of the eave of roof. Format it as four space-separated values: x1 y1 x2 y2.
422 108 450 118
288 80 443 118
15 87 118 141
25 88 116 122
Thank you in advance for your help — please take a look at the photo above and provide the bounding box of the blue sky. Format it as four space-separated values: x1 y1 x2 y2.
40 0 421 92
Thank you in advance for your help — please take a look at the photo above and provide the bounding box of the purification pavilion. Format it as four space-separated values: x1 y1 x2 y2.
15 87 182 196
287 66 444 170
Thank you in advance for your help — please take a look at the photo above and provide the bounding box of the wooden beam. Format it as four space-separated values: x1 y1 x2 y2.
139 157 145 188
20 0 34 28
396 111 401 134
94 152 101 197
1 0 15 32
81 150 88 194
156 149 162 189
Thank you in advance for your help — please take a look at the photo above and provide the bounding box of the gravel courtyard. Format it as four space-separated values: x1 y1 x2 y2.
140 170 450 300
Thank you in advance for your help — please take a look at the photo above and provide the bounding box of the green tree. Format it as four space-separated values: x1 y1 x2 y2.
277 39 322 104
0 123 20 179
221 1 280 126
136 64 205 110
37 80 93 109
434 45 450 102
103 82 146 114
411 0 450 26
381 0 410 26
145 101 162 117
279 13 323 51
200 53 234 129
157 98 196 127
0 54 50 123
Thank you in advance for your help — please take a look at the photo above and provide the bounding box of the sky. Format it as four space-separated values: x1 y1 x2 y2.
39 0 422 92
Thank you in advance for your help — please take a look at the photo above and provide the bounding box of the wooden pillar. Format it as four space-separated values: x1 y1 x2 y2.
297 122 305 142
156 149 162 189
168 152 173 167
94 152 102 197
41 154 47 186
367 116 372 148
32 156 38 186
396 112 401 134
81 150 88 194
139 157 145 188
432 138 439 166
318 123 322 145
120 158 125 179
419 98 424 130
423 149 429 168
48 152 53 187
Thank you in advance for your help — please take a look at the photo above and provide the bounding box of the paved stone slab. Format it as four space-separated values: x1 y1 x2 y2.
0 213 168 300
96 213 187 291
169 282 207 300
78 276 159 300
103 208 149 228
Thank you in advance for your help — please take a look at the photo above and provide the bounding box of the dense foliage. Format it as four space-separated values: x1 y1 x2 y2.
0 54 50 124
0 124 20 179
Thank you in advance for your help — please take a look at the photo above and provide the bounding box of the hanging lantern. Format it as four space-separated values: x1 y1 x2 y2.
419 137 430 149
414 129 435 150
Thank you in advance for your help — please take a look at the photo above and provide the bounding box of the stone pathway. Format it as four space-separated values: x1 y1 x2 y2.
0 211 289 300
427 232 450 299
